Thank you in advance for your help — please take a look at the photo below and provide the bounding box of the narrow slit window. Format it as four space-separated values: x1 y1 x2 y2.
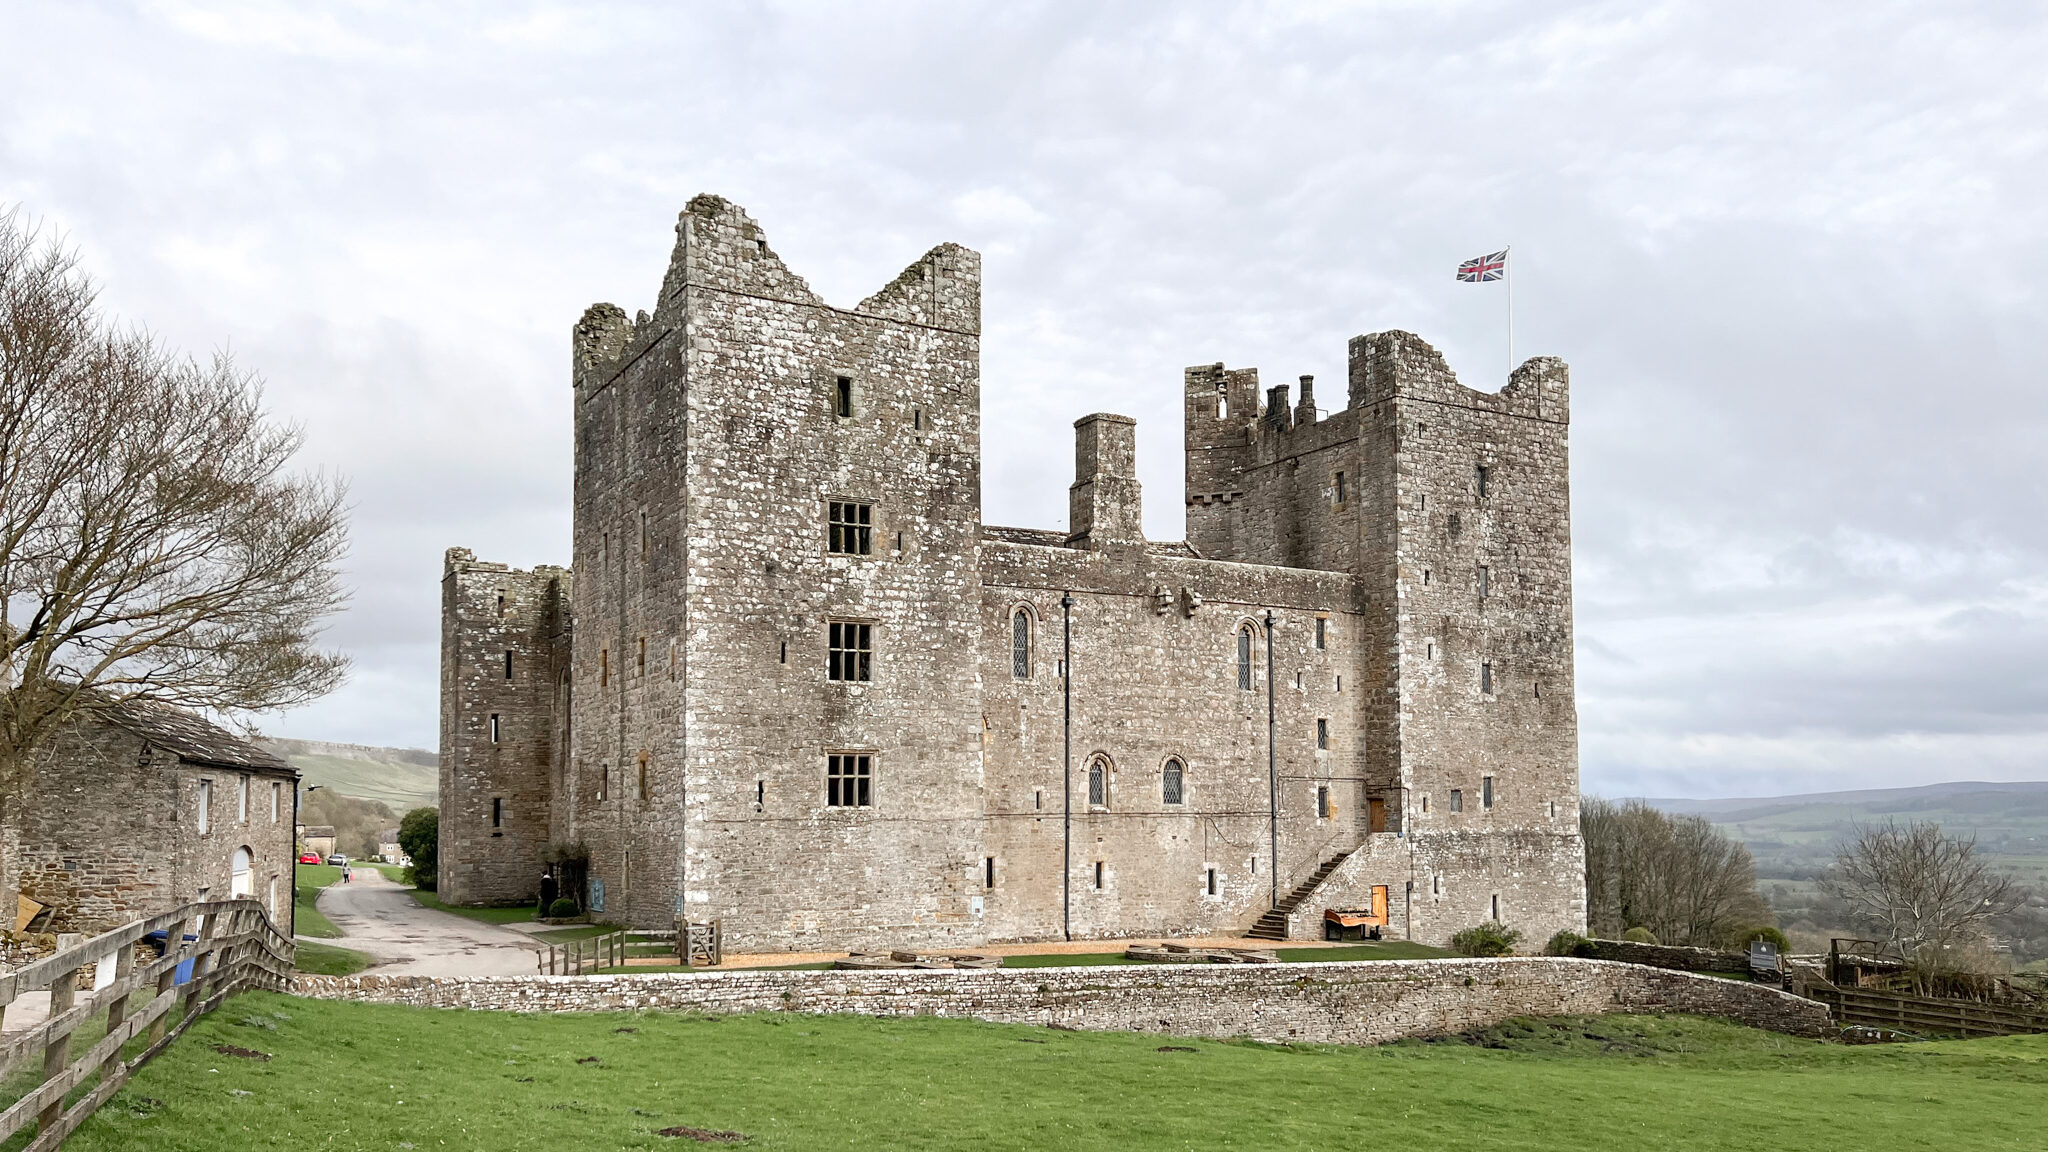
1315 616 1327 649
984 857 995 889
271 781 281 823
1481 662 1493 695
599 762 608 801
1033 789 1043 810
827 753 872 807
504 650 514 679
1477 566 1490 598
1476 464 1490 496
600 648 609 687
779 641 787 665
1012 609 1031 679
1237 625 1254 690
1316 718 1329 750
1093 861 1104 890
914 408 923 431
496 593 506 617
1162 758 1185 805
198 779 211 833
237 775 249 823
1433 874 1442 896
828 621 873 682
1482 775 1494 809
492 797 502 828
1450 788 1464 813
828 501 873 555
489 713 501 743
755 780 765 810
834 376 853 418
1317 785 1330 819
1205 867 1218 896
638 753 651 801
1332 471 1347 505
1492 893 1501 921
1423 568 1432 586
639 509 649 558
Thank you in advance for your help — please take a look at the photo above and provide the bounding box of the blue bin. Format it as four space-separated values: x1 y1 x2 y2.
174 957 195 985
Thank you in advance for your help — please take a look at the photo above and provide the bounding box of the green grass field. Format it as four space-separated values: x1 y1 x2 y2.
290 863 344 939
409 889 539 924
289 940 372 976
62 994 2048 1151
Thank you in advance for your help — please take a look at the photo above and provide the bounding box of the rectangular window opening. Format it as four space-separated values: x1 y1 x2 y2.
489 713 501 744
984 857 995 890
600 648 609 687
1316 785 1330 819
1093 861 1104 890
271 781 280 823
638 755 651 801
1492 893 1502 921
1332 471 1347 505
639 509 649 558
827 620 873 682
198 779 211 834
755 780 765 811
492 797 502 828
1033 789 1043 810
1478 566 1490 598
638 636 647 677
913 408 923 431
1476 464 1490 497
1450 788 1464 813
827 753 873 808
779 641 787 665
1205 867 1218 896
1433 874 1442 896
237 775 249 823
1316 718 1329 750
1423 568 1432 586
1481 662 1493 695
834 376 853 418
504 650 514 679
1314 616 1327 649
599 762 608 801
1482 775 1494 809
828 501 874 555
495 593 506 617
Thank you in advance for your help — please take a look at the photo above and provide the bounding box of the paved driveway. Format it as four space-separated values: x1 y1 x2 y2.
311 870 540 977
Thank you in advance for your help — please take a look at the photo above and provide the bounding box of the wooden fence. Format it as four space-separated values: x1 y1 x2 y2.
0 899 293 1150
537 929 677 976
1807 984 2048 1040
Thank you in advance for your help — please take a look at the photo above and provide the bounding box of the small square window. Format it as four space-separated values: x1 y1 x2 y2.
827 753 872 807
828 621 873 682
828 501 873 555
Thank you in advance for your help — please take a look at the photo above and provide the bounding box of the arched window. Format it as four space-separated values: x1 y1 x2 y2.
1088 755 1110 808
1162 759 1185 805
1012 609 1031 679
230 847 252 898
1237 625 1255 690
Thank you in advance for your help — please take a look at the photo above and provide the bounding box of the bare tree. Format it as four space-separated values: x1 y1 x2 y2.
1582 797 1772 947
1823 820 2021 982
0 206 348 813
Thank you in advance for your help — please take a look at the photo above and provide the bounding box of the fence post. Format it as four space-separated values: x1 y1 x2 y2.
97 937 137 1086
37 962 80 1136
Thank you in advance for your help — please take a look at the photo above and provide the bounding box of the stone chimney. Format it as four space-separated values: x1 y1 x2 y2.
1295 374 1318 425
1069 413 1143 549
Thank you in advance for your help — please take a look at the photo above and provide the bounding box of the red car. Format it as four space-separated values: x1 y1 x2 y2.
297 852 322 865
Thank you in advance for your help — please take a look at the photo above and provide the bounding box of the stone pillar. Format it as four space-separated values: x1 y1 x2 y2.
1068 413 1143 549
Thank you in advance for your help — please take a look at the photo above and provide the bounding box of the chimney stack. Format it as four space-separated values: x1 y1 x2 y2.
1069 413 1143 550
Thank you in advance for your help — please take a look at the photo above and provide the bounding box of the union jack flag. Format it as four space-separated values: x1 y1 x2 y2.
1457 249 1508 282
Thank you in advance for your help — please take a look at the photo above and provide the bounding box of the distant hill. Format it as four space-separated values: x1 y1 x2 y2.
262 738 438 812
1645 780 2048 887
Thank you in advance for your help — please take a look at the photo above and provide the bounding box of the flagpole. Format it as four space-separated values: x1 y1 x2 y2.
1505 246 1514 379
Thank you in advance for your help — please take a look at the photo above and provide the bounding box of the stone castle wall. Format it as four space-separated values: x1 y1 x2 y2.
293 957 1831 1044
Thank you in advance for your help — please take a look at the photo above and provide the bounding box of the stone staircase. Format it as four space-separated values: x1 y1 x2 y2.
1245 849 1355 941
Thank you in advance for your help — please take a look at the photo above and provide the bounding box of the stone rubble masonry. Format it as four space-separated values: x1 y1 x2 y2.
1578 939 1754 973
440 194 1588 953
292 957 1832 1045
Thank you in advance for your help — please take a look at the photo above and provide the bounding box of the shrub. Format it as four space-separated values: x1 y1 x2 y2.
1450 922 1522 957
398 807 438 891
1741 925 1791 953
547 898 580 919
1544 930 1591 957
1622 926 1660 945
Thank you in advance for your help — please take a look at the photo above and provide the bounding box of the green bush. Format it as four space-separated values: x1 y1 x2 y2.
1450 922 1522 957
1622 927 1660 945
399 807 439 891
1740 925 1791 953
1544 930 1592 957
547 897 580 919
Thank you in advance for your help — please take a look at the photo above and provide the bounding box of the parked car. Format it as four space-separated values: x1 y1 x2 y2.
297 851 322 864
326 854 348 866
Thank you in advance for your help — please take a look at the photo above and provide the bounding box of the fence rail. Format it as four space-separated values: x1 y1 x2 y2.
0 899 292 1150
536 921 723 975
1808 984 2048 1039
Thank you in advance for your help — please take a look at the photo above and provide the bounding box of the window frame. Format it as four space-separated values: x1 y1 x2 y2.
1010 605 1033 680
1087 754 1111 809
827 499 874 556
827 619 874 682
826 752 874 809
1236 624 1255 691
1161 757 1185 806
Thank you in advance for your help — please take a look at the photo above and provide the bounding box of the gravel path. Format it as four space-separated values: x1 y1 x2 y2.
311 870 539 977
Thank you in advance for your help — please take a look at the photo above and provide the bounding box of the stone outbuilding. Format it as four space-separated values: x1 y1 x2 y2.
14 700 300 934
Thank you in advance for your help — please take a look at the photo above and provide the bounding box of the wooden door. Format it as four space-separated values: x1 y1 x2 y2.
1370 885 1389 925
1367 797 1387 833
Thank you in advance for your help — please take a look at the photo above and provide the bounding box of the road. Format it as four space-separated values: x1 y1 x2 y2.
311 869 540 977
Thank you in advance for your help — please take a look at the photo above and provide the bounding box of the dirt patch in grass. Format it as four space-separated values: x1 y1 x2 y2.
211 1044 270 1061
658 1125 748 1142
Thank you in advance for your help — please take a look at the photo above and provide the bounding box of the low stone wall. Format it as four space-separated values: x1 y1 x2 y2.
1579 940 1751 974
294 957 1830 1045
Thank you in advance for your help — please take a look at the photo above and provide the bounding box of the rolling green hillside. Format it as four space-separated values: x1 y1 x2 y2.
261 738 438 812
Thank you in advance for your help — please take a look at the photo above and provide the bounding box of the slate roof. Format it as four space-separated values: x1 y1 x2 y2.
104 699 296 775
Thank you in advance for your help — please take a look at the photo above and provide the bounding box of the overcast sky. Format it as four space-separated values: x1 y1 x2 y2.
4 1 2043 798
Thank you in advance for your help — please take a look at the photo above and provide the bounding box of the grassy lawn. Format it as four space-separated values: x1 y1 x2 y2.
409 889 538 925
290 940 373 977
63 993 2048 1151
365 862 411 884
290 863 343 939
530 923 620 943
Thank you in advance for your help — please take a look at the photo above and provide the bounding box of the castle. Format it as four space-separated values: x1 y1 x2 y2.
439 195 1586 951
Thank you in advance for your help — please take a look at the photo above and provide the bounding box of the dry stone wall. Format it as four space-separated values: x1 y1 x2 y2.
293 957 1830 1045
